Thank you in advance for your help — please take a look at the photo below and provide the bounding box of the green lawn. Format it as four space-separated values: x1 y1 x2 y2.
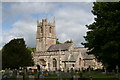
6 71 119 80
82 72 117 78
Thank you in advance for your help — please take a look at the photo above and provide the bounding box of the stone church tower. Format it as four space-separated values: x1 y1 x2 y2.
36 17 56 52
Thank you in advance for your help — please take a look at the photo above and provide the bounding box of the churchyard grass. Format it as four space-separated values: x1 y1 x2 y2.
2 70 119 80
82 71 117 78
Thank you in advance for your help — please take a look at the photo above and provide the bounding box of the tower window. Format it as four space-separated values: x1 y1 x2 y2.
72 64 74 67
79 58 81 65
49 27 52 33
40 27 43 33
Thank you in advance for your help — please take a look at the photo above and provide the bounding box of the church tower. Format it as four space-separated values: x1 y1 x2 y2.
36 17 56 52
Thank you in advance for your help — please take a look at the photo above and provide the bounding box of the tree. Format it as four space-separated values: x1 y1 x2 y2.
27 47 35 52
56 38 61 44
82 2 120 72
64 40 73 43
2 38 34 69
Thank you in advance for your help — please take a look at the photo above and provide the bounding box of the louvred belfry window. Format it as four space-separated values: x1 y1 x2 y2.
40 27 43 33
49 27 52 33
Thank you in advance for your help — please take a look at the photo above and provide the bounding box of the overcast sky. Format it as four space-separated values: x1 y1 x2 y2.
1 2 95 49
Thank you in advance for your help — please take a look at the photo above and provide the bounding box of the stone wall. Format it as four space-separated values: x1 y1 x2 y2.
34 48 103 71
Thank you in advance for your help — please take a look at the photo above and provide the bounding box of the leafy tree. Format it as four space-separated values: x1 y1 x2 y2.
27 47 35 52
56 38 61 44
82 2 120 72
2 38 34 69
64 40 73 43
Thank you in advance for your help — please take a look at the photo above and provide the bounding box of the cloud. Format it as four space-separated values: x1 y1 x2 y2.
1 2 94 49
2 2 58 23
0 36 2 49
0 2 2 25
2 2 58 49
2 19 36 48
2 0 96 2
10 3 56 14
54 2 94 46
0 3 2 50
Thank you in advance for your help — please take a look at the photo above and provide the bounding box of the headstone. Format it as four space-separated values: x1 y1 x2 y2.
90 76 93 80
116 65 119 73
13 69 17 76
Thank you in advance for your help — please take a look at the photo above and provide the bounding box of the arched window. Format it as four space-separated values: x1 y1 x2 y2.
72 64 74 67
49 27 52 33
53 58 57 67
48 63 50 70
79 58 81 65
40 27 43 33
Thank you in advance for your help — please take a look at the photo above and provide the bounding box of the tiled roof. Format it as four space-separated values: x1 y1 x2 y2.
81 52 95 60
72 47 95 60
47 43 73 51
62 51 80 62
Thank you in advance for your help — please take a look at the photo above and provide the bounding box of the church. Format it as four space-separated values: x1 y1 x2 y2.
33 17 103 71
